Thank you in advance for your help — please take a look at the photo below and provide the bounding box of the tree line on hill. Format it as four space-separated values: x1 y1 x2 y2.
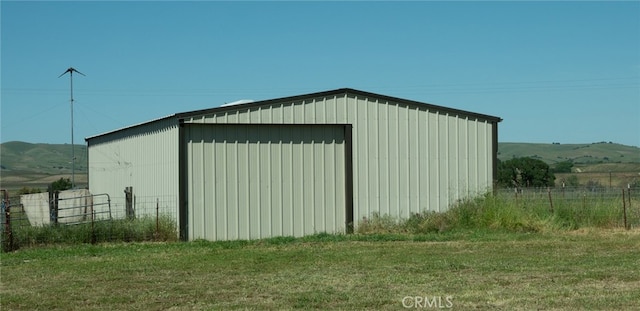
16 178 73 195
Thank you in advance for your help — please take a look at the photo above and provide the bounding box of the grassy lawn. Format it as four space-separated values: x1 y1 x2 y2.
2 229 639 310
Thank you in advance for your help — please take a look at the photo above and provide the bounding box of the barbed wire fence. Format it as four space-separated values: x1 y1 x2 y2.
495 185 639 229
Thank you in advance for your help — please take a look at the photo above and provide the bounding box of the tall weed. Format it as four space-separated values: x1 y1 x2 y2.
6 215 177 251
356 191 631 235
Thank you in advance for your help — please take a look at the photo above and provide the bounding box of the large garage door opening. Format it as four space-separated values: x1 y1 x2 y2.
183 123 351 241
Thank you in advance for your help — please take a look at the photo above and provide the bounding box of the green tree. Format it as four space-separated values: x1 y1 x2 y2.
497 157 556 188
552 160 574 173
50 177 73 192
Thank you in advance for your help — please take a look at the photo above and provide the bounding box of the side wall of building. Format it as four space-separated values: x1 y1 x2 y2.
87 118 180 221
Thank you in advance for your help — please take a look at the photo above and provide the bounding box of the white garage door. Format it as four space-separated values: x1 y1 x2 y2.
184 123 349 241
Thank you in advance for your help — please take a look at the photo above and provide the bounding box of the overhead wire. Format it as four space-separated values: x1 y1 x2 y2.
3 76 638 98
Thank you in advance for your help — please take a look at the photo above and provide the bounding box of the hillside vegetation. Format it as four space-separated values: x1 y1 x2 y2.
498 141 640 165
0 141 88 173
0 141 88 190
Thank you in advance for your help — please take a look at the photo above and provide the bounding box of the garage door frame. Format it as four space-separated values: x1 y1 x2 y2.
178 122 353 241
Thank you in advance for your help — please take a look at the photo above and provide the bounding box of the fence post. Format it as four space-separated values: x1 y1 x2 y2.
91 207 96 244
48 188 53 224
548 187 554 214
622 188 628 230
2 190 13 252
125 187 134 220
156 198 159 236
628 184 632 211
49 190 59 225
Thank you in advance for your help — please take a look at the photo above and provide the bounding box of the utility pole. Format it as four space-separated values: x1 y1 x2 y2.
58 67 85 188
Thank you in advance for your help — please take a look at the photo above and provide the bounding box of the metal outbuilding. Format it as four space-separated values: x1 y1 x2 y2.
86 88 502 241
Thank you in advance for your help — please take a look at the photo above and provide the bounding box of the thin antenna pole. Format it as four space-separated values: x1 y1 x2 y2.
59 67 85 188
70 70 74 187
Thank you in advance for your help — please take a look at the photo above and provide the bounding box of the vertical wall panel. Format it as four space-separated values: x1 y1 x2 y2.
378 103 389 216
408 107 420 215
398 104 410 216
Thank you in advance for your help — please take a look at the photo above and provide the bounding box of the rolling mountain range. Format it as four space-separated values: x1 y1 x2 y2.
498 141 640 165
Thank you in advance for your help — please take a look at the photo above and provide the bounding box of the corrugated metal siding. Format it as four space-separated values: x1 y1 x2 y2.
87 118 180 219
183 94 495 222
184 123 346 241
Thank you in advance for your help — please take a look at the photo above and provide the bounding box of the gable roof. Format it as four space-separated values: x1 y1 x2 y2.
175 88 502 123
86 88 501 141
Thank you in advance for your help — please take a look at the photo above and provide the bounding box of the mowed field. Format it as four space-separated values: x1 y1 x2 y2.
2 230 639 310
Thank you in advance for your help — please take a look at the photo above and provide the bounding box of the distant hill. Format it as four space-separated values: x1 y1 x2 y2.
0 141 88 191
498 142 640 165
0 141 87 174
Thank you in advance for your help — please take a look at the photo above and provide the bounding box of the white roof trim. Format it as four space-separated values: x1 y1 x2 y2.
221 99 254 107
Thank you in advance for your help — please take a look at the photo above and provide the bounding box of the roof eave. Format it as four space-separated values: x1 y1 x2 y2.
84 113 178 142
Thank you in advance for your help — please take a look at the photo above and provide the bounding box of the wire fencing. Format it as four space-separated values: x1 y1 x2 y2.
2 190 178 252
495 186 639 229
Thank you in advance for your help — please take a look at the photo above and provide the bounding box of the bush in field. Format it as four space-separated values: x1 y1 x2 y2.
357 213 401 233
50 177 73 191
408 212 452 233
497 157 556 188
552 160 574 173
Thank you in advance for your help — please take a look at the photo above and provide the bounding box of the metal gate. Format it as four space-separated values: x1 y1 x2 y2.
2 190 112 252
50 192 112 225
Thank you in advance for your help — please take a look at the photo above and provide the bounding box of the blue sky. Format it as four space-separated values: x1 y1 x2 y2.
2 1 639 146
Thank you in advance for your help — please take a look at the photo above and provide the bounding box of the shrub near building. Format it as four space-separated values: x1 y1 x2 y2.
497 157 556 188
